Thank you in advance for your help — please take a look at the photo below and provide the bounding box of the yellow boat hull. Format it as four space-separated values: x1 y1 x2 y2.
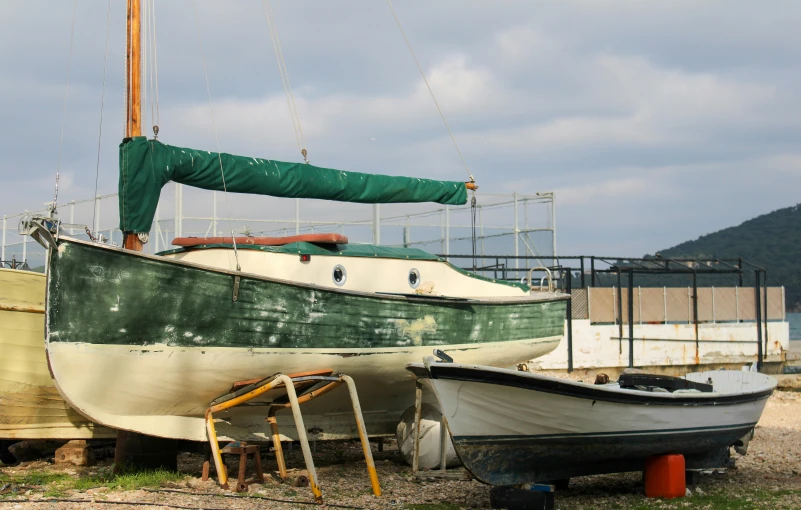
0 267 114 439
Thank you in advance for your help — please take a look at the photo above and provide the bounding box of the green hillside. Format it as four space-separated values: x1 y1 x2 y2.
657 204 801 312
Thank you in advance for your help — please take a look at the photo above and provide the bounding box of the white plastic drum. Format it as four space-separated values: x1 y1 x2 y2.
396 403 461 469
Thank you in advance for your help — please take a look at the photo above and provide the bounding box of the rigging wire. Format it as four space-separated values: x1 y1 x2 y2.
192 0 241 271
261 0 308 162
385 0 474 183
151 0 161 135
54 0 79 217
92 0 113 234
142 0 148 137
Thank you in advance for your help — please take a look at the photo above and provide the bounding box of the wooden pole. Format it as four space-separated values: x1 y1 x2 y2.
124 0 144 251
126 0 141 139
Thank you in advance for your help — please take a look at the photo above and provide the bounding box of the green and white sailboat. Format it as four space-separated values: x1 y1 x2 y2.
34 1 568 441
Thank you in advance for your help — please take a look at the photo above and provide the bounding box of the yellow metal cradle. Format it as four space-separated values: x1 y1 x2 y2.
204 370 381 503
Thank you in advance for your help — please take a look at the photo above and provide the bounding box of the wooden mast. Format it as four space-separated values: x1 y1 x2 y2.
123 0 144 251
126 0 141 139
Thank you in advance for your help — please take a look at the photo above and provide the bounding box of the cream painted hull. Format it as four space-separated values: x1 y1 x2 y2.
48 336 561 441
0 268 115 440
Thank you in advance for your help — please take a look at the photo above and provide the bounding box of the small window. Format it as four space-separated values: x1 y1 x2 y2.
332 264 347 286
408 268 421 289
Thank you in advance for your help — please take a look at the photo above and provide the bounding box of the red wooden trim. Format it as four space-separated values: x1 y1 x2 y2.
172 234 348 247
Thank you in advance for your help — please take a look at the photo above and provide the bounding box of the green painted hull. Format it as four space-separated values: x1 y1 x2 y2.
47 239 566 350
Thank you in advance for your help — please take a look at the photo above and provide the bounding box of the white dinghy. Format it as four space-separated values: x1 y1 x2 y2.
407 358 776 486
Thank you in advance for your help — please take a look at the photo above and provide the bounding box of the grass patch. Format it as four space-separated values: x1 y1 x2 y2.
76 468 185 491
606 488 801 510
1 467 185 496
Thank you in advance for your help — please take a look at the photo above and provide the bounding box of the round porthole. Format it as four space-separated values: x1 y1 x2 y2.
408 268 421 289
332 264 347 286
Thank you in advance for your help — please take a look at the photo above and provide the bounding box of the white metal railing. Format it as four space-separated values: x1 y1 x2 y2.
1 189 557 275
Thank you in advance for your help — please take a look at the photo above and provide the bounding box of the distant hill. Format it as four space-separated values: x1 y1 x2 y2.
656 204 801 312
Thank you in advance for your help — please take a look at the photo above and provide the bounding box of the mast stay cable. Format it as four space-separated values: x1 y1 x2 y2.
92 0 113 235
53 0 79 217
261 0 308 163
192 0 241 271
385 0 474 183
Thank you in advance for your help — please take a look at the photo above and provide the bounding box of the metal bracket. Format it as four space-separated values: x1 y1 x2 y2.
21 216 59 250
232 276 241 302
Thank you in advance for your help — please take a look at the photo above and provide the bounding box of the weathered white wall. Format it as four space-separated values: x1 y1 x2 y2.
531 320 789 371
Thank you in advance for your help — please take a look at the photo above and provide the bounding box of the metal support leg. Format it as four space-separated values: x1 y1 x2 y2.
205 413 229 489
276 375 323 503
267 409 287 479
342 375 382 497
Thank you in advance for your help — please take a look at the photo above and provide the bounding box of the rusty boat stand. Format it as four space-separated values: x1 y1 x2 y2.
203 370 381 503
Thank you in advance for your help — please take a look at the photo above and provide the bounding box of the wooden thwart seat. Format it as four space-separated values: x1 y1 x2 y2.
172 233 348 247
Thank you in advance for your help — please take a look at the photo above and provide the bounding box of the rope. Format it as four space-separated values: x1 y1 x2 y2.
54 0 79 215
385 0 474 182
92 0 112 233
261 0 308 162
192 0 241 271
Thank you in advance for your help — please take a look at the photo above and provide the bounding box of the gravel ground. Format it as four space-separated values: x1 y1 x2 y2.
1 391 799 510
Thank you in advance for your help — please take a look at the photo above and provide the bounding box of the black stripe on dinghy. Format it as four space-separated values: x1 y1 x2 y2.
453 422 758 444
427 365 774 406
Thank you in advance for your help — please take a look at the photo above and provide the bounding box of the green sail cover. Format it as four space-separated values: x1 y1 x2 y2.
119 137 468 233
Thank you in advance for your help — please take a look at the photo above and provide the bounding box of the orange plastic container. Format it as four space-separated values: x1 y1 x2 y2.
644 454 686 498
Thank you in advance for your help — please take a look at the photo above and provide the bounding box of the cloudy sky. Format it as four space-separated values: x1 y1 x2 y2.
1 0 799 258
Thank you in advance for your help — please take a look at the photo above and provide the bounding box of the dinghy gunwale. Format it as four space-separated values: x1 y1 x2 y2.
408 362 777 406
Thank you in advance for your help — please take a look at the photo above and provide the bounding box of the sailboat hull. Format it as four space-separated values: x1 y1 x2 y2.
46 238 567 441
0 268 115 440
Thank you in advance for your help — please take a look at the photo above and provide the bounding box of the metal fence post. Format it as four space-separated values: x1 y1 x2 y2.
692 272 699 362
213 191 218 237
513 192 519 271
628 268 634 368
755 270 763 371
738 258 743 287
566 269 573 373
551 192 557 268
94 198 100 236
295 198 300 236
616 268 623 355
445 205 450 260
1 215 5 262
762 270 768 357
373 204 381 245
637 286 642 325
69 202 75 235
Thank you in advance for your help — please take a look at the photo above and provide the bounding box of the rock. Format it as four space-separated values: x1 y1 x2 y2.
8 441 66 462
187 478 218 491
55 440 95 467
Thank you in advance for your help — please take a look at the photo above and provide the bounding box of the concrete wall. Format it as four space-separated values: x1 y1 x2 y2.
531 320 789 372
